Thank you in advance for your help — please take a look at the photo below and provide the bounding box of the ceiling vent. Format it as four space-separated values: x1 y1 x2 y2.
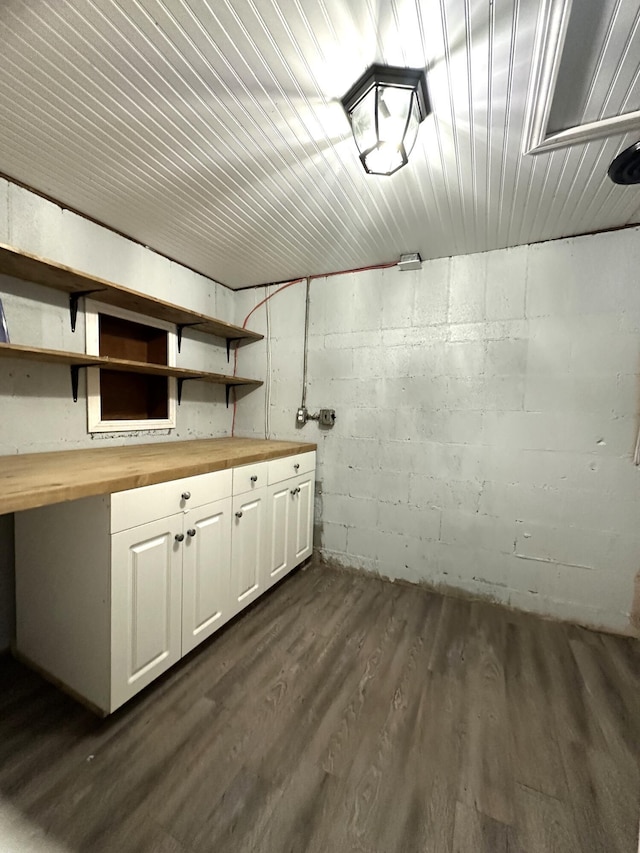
608 141 640 185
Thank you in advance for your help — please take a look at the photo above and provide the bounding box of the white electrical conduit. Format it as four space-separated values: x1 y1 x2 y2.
264 285 272 440
231 263 395 438
300 276 311 411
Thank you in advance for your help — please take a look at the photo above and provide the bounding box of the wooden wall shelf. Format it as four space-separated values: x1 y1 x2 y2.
0 342 262 405
0 242 263 353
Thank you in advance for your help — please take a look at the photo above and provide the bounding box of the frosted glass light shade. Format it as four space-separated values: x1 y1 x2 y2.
341 65 429 176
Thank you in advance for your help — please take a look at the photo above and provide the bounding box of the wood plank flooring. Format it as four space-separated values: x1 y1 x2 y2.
1 561 639 852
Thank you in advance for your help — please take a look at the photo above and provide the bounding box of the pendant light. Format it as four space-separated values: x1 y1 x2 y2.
341 64 430 176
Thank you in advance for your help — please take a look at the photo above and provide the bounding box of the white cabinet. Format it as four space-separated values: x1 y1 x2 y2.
290 471 314 566
181 497 232 656
266 481 292 586
111 515 183 710
264 452 315 591
230 461 267 614
111 470 235 704
16 469 233 714
111 492 235 709
15 451 314 715
231 491 266 612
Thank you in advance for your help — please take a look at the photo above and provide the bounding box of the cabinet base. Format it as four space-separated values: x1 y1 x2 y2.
11 646 108 718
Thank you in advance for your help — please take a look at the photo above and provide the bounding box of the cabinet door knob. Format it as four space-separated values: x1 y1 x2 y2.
250 475 258 482
182 491 191 500
290 488 296 495
175 533 185 542
235 511 243 519
296 487 301 494
187 528 196 537
294 463 300 470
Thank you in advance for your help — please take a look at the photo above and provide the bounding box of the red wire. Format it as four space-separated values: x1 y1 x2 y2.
230 260 397 436
231 278 303 436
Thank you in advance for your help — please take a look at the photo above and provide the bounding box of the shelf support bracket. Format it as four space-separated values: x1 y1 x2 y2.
69 362 99 402
226 338 242 363
69 291 102 333
179 379 236 407
177 376 203 405
70 365 81 402
176 323 200 353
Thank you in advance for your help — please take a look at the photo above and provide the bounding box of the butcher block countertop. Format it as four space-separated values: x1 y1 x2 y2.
0 438 317 515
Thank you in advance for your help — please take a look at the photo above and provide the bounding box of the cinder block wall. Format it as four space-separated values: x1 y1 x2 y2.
0 178 236 458
0 180 235 649
235 227 640 636
2 176 639 645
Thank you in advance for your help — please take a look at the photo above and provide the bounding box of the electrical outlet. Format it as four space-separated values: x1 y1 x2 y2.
296 407 308 426
319 408 336 427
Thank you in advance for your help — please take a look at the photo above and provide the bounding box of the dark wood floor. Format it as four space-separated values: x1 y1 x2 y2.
1 561 639 853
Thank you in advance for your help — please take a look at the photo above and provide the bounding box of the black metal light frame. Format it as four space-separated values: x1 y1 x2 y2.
608 140 640 185
341 64 430 176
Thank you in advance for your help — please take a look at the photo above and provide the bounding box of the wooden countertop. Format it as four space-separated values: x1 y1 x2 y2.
0 438 317 515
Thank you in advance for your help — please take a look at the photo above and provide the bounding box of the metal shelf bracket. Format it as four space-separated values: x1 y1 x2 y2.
176 323 200 353
226 338 241 363
177 375 203 405
69 291 103 332
70 365 81 402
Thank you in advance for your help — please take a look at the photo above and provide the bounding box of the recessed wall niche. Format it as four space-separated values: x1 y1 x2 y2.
85 301 177 433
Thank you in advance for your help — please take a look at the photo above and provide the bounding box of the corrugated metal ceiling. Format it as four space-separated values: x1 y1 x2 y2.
0 0 639 289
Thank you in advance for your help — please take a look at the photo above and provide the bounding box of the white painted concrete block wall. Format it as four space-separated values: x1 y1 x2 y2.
235 227 640 636
0 182 236 648
2 177 639 644
233 282 308 440
0 182 235 457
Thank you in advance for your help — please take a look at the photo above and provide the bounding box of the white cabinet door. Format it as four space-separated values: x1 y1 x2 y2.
265 481 292 589
181 497 232 655
231 489 266 614
292 473 315 565
265 472 315 591
111 515 183 710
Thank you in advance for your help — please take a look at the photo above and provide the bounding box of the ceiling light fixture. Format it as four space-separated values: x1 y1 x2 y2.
341 64 430 176
608 141 640 185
